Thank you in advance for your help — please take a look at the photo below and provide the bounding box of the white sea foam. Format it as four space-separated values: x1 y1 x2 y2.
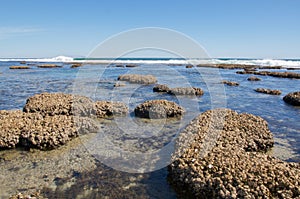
0 55 73 62
0 56 299 68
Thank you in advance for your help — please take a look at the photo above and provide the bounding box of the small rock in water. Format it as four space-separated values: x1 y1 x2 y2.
117 74 157 84
134 99 184 119
255 88 282 95
221 80 240 86
283 91 300 106
247 76 261 81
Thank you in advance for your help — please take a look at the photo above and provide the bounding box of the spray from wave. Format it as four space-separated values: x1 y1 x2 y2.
0 56 299 68
0 56 73 62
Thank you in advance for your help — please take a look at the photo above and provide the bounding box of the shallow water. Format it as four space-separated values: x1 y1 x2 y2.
0 62 299 198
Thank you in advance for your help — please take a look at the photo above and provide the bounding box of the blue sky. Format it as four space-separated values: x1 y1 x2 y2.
0 0 299 58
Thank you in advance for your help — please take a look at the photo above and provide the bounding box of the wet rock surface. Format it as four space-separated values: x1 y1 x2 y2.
0 110 98 150
153 85 204 96
9 191 43 199
23 92 95 117
237 70 300 79
94 101 128 118
283 91 300 106
247 76 261 81
197 64 282 70
117 74 157 84
169 109 300 198
153 84 170 93
1 93 131 150
70 63 83 68
134 100 184 119
0 110 39 149
37 64 62 68
168 87 204 96
9 66 30 69
255 88 282 95
221 80 240 86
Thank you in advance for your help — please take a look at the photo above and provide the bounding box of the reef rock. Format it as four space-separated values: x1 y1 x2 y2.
283 91 300 106
94 101 128 118
255 88 282 95
168 87 204 96
0 110 98 150
134 100 184 119
247 76 261 81
117 74 157 84
153 84 170 93
221 80 240 86
23 92 95 117
9 66 30 69
169 109 300 198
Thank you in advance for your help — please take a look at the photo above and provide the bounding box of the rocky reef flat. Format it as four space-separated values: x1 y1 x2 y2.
169 109 300 198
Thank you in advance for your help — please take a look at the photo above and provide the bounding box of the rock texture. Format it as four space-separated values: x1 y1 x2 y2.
221 80 240 86
153 84 170 93
237 70 300 79
0 110 38 148
197 64 282 70
283 91 300 106
94 101 128 117
134 100 184 119
255 88 282 95
169 109 300 199
168 87 204 96
37 64 62 68
23 92 95 117
117 74 157 84
153 85 204 96
0 110 98 150
9 66 30 69
1 93 129 150
70 63 83 68
247 76 261 81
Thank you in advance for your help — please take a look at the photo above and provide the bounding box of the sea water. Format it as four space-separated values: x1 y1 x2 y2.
0 59 299 198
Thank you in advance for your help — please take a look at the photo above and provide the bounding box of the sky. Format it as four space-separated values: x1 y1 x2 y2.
0 0 299 59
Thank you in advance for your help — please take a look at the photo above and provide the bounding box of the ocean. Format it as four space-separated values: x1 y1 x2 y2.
0 56 299 198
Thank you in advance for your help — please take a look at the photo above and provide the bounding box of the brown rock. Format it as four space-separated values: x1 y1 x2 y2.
0 109 98 150
9 66 30 69
94 101 128 118
283 91 300 106
255 88 282 95
126 64 138 68
117 74 157 84
0 110 37 148
71 63 83 68
23 92 95 117
221 80 240 86
237 70 300 79
37 64 62 68
186 65 193 68
247 76 261 81
169 109 300 198
134 100 184 119
153 84 170 93
168 87 204 96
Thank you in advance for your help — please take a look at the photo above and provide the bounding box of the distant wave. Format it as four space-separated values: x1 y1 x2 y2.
0 56 299 68
0 56 73 62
